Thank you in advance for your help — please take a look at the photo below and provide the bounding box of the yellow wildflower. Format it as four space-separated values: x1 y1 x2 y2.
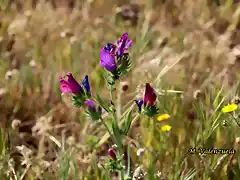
161 125 172 132
157 114 170 121
221 104 238 113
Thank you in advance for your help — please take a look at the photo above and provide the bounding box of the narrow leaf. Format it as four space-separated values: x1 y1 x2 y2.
122 110 133 135
96 94 112 113
112 121 122 149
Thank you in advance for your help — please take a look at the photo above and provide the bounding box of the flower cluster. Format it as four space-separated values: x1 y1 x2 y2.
59 32 133 121
60 72 101 120
100 32 132 81
135 83 159 117
58 32 176 179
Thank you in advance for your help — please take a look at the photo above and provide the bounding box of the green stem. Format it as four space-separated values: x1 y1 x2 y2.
116 82 121 121
120 170 125 180
110 84 125 180
110 89 118 124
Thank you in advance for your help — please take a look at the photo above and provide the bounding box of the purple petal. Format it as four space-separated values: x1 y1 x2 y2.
100 49 117 72
116 32 132 57
84 100 96 110
125 40 132 50
143 83 157 105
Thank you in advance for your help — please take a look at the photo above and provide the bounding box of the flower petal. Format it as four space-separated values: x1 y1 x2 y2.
157 114 170 121
66 72 83 94
116 32 132 57
161 125 172 132
221 104 238 113
60 77 72 93
108 148 117 160
100 49 117 72
84 100 96 110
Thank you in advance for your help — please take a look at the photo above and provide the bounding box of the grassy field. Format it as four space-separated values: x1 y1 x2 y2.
1 0 240 179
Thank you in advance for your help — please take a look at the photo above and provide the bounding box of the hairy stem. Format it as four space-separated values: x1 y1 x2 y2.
110 84 125 180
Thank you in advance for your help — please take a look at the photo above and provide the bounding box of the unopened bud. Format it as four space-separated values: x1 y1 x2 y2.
108 148 117 160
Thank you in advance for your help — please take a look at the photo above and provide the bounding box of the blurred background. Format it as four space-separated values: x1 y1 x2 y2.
1 0 240 179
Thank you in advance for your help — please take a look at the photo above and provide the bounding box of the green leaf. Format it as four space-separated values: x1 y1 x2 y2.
112 121 122 149
122 110 133 135
96 94 112 113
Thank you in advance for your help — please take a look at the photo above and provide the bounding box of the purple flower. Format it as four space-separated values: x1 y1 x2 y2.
84 100 96 111
116 32 132 57
135 83 157 112
60 72 83 95
100 33 132 72
100 48 117 72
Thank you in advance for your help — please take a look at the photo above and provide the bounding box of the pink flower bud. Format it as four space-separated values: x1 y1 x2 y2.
108 148 117 160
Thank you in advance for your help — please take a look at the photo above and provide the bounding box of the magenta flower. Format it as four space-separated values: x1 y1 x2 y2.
60 72 83 95
143 83 157 105
60 73 91 96
116 32 132 57
135 83 157 112
108 147 117 160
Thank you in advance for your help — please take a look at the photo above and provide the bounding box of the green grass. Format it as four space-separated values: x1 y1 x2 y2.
1 0 240 179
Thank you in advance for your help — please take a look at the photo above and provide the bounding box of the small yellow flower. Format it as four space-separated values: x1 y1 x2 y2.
221 104 238 113
157 114 170 121
161 125 172 132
